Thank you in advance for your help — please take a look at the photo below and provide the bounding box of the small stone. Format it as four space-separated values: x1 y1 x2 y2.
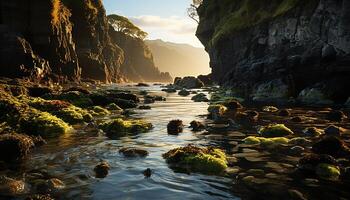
139 105 151 110
119 147 149 157
326 110 347 122
278 109 291 117
167 120 184 135
178 89 190 96
324 125 345 137
189 120 205 132
143 168 152 178
94 161 110 178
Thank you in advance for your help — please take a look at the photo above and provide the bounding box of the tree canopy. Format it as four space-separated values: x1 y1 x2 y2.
107 14 148 40
187 0 203 23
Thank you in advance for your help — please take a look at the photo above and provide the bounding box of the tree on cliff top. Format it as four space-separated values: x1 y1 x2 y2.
187 0 203 23
107 14 148 40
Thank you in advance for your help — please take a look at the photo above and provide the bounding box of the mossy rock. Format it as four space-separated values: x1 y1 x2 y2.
243 136 289 148
259 124 294 137
19 109 72 138
163 145 228 174
99 118 152 138
107 103 123 111
315 163 340 180
90 106 111 116
0 133 34 161
43 91 93 108
28 98 93 124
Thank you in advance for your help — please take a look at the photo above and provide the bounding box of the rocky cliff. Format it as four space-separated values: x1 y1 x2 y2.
0 0 124 83
110 31 172 83
196 0 350 104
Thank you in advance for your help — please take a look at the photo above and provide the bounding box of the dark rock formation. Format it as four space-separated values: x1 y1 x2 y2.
110 31 172 83
196 0 350 104
0 0 80 81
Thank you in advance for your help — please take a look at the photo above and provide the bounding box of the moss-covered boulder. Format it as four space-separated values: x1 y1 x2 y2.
259 124 294 138
208 104 227 120
19 109 72 138
90 106 111 116
99 118 152 138
43 91 93 108
28 98 93 124
0 133 34 161
163 145 228 174
243 136 290 148
315 163 340 181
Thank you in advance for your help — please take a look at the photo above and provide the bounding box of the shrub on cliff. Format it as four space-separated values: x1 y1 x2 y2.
108 14 148 40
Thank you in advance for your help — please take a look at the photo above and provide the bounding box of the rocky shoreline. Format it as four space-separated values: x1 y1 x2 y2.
0 76 349 199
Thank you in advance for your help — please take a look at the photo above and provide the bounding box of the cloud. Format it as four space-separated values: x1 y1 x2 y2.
129 15 197 35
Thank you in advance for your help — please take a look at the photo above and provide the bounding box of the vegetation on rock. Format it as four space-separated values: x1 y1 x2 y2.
259 124 294 137
99 118 152 137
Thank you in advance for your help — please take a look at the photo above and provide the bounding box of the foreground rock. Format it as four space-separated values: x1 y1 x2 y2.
167 120 184 135
99 118 153 138
163 145 228 174
94 161 111 178
0 134 34 161
0 176 26 196
259 124 294 138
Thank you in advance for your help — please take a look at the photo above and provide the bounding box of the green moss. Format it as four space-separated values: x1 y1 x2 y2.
43 91 93 108
107 103 123 111
91 106 111 116
259 124 294 137
208 104 227 115
243 136 290 147
163 145 228 174
19 109 72 138
99 118 153 137
27 98 92 124
198 0 318 48
315 163 340 180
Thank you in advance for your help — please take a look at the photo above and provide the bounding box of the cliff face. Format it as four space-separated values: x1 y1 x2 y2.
0 0 80 81
63 0 124 83
0 0 124 83
110 31 172 83
197 0 350 103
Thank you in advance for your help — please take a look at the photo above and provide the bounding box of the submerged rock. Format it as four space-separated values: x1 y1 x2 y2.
0 133 34 161
167 120 184 135
178 89 190 96
191 93 209 102
99 118 153 138
94 161 111 178
163 145 227 174
143 168 152 178
259 124 294 138
119 147 149 157
189 120 205 132
312 136 349 158
0 176 26 196
326 110 347 122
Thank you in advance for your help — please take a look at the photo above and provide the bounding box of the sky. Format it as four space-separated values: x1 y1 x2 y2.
103 0 203 47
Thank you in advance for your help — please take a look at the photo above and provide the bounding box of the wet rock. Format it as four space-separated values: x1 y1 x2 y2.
298 154 337 175
35 178 65 194
139 90 148 95
161 88 177 93
324 125 345 137
312 136 349 158
247 169 265 177
262 106 278 112
191 93 209 102
163 144 227 174
316 163 340 180
288 189 307 200
326 110 347 122
278 109 291 117
224 100 243 111
235 111 259 126
46 91 93 108
154 96 166 101
25 194 54 200
178 90 190 97
303 127 323 137
91 106 111 116
99 118 153 138
89 93 137 109
0 176 26 196
136 83 150 87
94 161 110 178
189 120 205 132
144 96 155 104
63 87 91 95
139 105 151 110
208 104 227 120
289 146 305 156
259 124 294 137
0 133 34 161
30 135 47 147
167 120 184 135
290 116 303 123
107 103 123 111
143 168 152 178
174 76 204 89
119 147 149 157
289 137 312 146
28 86 53 98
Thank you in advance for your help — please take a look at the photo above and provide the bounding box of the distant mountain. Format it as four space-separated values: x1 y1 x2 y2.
145 39 210 78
